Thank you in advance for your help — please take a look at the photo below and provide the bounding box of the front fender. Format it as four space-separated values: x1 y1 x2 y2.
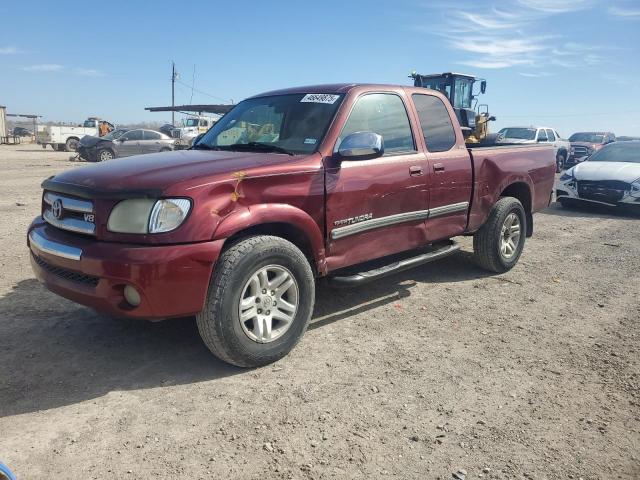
213 203 326 273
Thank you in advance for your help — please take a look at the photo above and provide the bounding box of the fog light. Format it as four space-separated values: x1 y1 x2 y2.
124 285 141 307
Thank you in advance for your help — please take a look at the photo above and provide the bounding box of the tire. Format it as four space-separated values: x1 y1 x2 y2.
473 197 526 273
97 148 114 162
556 152 566 173
65 138 79 152
55 144 66 152
196 235 315 367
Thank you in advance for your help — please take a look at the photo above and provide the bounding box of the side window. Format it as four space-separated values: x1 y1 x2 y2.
412 94 457 152
337 93 415 155
123 130 143 141
537 129 548 142
143 130 161 140
546 129 556 141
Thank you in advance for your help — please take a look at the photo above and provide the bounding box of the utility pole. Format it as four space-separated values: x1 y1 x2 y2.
171 61 177 125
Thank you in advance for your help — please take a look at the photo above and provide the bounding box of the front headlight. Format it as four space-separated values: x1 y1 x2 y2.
107 198 191 234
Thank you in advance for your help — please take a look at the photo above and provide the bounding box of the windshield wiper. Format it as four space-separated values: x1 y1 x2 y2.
218 142 295 156
190 143 221 150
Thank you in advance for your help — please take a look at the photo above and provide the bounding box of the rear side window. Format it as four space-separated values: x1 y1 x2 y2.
546 129 556 141
143 130 162 140
537 129 548 141
337 93 415 155
411 94 457 152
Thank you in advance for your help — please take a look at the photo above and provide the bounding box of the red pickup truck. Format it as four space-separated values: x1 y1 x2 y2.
28 84 555 367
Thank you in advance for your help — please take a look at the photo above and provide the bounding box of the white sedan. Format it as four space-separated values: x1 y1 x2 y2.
556 141 640 209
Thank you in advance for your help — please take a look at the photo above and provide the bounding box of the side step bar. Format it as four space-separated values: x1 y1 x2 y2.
329 240 460 286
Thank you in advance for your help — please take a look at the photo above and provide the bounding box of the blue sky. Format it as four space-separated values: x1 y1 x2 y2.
1 0 639 135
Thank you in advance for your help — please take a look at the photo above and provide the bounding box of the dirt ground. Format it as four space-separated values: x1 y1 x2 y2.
0 143 638 479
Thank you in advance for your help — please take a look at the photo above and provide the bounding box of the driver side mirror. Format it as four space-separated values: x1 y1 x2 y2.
480 80 487 94
337 132 384 161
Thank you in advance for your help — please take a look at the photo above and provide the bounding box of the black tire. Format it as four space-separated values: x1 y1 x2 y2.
473 197 527 273
55 144 66 152
556 152 566 173
97 148 114 162
65 137 79 152
196 235 315 367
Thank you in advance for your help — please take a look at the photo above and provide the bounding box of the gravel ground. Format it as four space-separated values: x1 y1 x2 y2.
0 143 638 479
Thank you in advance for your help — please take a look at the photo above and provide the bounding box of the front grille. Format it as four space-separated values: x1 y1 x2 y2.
43 191 96 235
171 129 181 139
32 253 99 287
572 146 590 157
577 180 628 203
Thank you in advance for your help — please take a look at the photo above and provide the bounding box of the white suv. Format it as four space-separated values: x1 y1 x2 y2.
497 126 571 172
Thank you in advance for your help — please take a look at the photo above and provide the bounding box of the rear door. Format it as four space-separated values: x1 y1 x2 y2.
411 93 472 242
140 130 163 153
117 129 143 156
324 92 431 269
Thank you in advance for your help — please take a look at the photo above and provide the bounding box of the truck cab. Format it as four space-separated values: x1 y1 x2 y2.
28 83 555 368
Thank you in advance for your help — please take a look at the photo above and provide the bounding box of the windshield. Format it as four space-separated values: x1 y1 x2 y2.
196 93 344 155
499 128 536 140
103 129 128 140
185 118 200 127
83 120 96 128
587 142 640 163
569 132 605 143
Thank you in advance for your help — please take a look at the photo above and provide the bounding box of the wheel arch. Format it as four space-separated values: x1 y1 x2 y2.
500 181 533 237
213 204 326 275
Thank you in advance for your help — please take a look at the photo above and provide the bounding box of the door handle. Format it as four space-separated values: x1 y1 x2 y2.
433 163 445 173
409 166 423 176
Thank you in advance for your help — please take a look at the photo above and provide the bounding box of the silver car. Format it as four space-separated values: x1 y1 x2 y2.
112 129 176 158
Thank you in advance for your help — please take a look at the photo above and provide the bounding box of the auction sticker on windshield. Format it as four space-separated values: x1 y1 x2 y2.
300 94 340 104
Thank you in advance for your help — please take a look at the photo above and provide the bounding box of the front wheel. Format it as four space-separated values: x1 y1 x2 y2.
65 138 79 152
196 235 315 367
97 148 114 162
473 197 526 273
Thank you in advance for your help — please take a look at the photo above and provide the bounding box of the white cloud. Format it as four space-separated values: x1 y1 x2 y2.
74 67 104 77
519 71 553 77
608 6 640 17
0 46 21 54
21 64 64 72
517 0 595 13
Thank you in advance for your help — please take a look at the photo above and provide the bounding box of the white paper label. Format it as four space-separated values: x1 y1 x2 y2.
300 93 340 104
304 138 317 145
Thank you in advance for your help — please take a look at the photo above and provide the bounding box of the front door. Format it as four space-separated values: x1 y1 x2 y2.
117 129 143 157
411 93 472 242
324 92 430 271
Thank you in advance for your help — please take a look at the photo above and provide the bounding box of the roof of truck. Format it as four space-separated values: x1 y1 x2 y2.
249 83 410 98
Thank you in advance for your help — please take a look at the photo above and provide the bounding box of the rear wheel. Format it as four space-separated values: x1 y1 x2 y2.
97 148 114 162
196 235 315 367
55 144 66 152
556 152 566 173
473 197 526 273
65 138 79 152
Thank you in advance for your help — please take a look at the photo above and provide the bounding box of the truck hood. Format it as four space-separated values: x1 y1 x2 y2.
572 161 640 183
47 150 311 195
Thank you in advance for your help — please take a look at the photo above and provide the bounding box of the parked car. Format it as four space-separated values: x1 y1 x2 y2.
159 123 176 137
38 117 115 152
12 126 33 137
497 126 570 172
27 83 555 367
77 129 175 162
566 131 615 168
556 141 640 209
